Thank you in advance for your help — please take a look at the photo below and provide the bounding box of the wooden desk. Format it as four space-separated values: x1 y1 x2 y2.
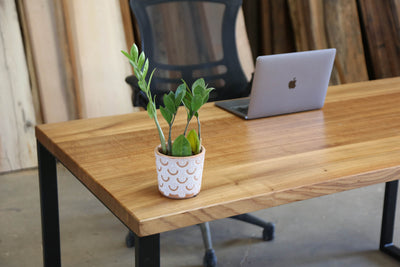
36 77 400 266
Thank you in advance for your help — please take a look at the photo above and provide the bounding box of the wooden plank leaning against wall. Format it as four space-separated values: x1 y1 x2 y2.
4 0 399 173
1 0 134 173
20 0 77 123
20 0 134 123
243 0 370 85
358 0 400 79
287 0 369 84
0 0 37 172
62 0 134 118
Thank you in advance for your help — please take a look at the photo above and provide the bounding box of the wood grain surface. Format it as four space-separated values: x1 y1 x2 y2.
21 0 72 123
287 0 369 85
358 0 400 79
61 0 133 118
0 0 37 173
36 77 400 236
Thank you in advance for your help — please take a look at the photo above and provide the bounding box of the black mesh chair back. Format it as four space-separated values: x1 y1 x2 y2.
127 0 250 107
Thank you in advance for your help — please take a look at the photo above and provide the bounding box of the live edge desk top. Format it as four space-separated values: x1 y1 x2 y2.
36 77 400 238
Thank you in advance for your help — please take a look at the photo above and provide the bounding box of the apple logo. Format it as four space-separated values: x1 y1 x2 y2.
288 77 296 89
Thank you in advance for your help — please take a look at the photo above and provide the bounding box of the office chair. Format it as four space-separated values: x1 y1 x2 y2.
125 0 274 266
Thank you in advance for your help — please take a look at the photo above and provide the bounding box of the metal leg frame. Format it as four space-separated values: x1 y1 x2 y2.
134 233 160 267
37 141 61 267
380 180 400 261
39 140 161 267
37 139 400 266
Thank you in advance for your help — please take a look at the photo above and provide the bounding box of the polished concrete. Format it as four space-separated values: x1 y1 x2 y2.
1 165 400 267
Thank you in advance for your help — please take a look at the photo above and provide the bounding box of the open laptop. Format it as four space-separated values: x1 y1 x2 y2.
215 48 336 119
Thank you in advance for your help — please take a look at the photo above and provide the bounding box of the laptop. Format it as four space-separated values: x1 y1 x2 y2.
215 48 336 119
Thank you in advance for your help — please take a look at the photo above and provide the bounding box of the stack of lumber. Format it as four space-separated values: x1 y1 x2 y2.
357 0 400 79
1 0 133 173
244 0 372 85
2 0 400 173
0 1 37 172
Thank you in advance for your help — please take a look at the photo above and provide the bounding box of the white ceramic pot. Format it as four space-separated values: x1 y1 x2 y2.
155 145 205 199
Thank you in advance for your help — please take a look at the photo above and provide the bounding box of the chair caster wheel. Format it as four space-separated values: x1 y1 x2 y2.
125 231 135 248
262 223 275 241
203 249 217 267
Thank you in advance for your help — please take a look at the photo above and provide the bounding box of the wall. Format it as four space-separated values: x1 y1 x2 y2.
1 0 399 173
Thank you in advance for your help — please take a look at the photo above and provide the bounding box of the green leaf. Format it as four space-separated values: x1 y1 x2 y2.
202 94 210 105
181 80 192 108
132 63 140 72
147 102 155 119
174 84 186 107
132 63 143 79
142 59 149 79
147 69 156 92
192 78 205 91
191 94 203 113
138 52 145 69
160 106 173 124
203 87 214 104
187 129 200 154
182 95 191 110
130 44 139 60
183 86 192 105
121 50 131 60
153 94 157 106
206 87 214 94
194 84 213 103
163 92 176 114
193 87 203 98
138 80 147 92
182 79 191 92
171 135 192 156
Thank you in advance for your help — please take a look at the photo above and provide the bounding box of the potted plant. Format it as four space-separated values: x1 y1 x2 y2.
122 44 213 199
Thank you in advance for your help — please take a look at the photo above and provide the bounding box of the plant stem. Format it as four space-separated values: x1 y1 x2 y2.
183 116 192 136
197 115 201 151
154 115 166 154
167 115 176 155
123 48 169 154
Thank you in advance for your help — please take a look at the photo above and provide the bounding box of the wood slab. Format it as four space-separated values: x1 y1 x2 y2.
62 0 133 118
288 0 369 84
22 0 72 123
0 0 37 172
36 77 400 236
16 0 43 124
119 0 136 55
358 0 400 79
236 8 255 81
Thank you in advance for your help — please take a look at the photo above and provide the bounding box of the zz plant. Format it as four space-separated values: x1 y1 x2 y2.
122 44 213 157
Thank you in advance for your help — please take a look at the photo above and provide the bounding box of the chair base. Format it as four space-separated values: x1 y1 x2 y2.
203 249 217 267
230 213 275 241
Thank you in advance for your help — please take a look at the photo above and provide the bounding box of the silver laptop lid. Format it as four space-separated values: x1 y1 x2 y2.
247 48 336 119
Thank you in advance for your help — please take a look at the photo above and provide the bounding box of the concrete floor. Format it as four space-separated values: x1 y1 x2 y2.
1 164 400 267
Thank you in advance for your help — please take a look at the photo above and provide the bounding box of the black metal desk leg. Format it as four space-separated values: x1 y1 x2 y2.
134 233 160 267
380 180 400 260
37 141 61 267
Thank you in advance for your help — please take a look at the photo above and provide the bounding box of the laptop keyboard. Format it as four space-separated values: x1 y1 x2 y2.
233 105 249 115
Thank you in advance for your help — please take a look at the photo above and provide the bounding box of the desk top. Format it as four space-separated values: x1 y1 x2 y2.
36 77 400 237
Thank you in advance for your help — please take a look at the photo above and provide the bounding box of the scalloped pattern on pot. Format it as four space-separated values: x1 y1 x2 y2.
155 146 205 199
